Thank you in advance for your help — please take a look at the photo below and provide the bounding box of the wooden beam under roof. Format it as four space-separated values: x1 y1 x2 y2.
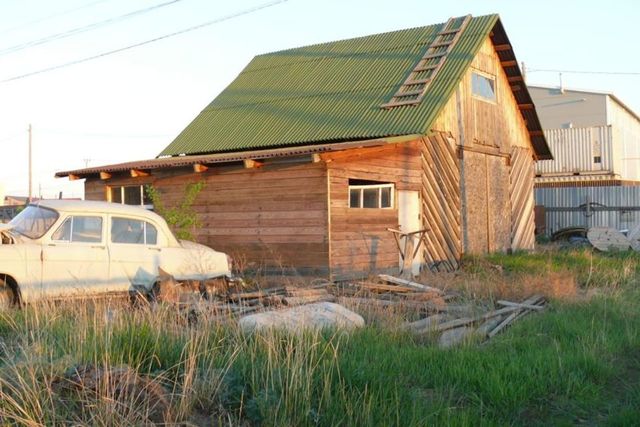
500 60 518 67
130 169 149 178
193 163 209 173
494 43 511 52
68 173 80 181
243 159 263 169
508 75 524 83
518 103 535 110
99 171 111 180
529 130 544 137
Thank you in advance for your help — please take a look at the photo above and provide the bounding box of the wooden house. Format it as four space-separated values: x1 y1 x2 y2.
57 14 551 280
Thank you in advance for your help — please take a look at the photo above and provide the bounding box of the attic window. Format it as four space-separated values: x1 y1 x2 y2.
471 71 496 102
348 179 394 209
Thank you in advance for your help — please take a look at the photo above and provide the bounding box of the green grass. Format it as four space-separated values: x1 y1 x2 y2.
0 248 638 425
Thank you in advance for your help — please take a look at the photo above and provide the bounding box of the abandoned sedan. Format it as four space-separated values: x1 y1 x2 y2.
0 200 232 307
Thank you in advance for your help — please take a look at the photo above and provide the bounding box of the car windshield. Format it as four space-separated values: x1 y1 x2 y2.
9 205 59 239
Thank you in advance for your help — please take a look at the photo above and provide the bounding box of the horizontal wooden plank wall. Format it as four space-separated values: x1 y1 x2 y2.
84 161 330 276
420 133 462 271
510 147 536 249
323 142 421 280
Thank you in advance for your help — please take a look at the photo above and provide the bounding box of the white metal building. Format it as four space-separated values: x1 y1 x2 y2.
529 85 640 234
530 85 640 183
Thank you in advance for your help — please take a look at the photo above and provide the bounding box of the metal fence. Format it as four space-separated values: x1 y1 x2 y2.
535 186 640 234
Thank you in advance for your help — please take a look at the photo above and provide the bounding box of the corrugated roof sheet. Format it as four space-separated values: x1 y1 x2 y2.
160 15 505 157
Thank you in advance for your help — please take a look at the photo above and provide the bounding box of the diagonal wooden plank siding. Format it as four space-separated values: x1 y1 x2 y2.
510 147 535 249
420 134 462 271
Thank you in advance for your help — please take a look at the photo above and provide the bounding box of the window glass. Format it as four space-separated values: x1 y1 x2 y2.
111 187 122 204
9 205 59 239
52 217 72 241
380 187 392 208
363 188 378 208
349 189 361 208
124 186 141 206
348 182 394 209
472 72 496 101
72 216 103 243
145 222 158 245
111 217 144 244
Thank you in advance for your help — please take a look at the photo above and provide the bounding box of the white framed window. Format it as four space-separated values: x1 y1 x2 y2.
108 185 152 208
471 71 496 102
348 180 394 209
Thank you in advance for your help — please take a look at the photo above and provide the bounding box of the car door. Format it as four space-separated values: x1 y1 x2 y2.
108 216 161 291
41 214 109 298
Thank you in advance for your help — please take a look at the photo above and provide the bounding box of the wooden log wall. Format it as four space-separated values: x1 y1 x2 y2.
323 142 421 280
510 147 536 249
431 35 536 255
420 134 462 271
84 161 330 276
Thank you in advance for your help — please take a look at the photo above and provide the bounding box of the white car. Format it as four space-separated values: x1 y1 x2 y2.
0 200 233 307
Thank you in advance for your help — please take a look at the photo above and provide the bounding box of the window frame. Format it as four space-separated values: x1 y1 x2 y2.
108 185 153 209
348 183 395 209
51 215 104 244
471 70 497 103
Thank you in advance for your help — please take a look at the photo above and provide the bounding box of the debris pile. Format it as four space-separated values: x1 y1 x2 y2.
158 272 546 347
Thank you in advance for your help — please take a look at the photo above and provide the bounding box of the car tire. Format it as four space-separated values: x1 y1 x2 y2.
0 279 15 310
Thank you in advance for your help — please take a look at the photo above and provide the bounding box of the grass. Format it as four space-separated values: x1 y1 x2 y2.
0 247 638 425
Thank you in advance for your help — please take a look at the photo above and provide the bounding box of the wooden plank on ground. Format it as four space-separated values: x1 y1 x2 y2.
378 274 444 294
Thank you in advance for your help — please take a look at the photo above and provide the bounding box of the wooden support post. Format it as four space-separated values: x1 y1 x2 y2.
130 169 149 178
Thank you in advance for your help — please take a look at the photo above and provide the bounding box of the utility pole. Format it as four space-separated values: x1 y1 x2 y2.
521 61 526 82
28 124 32 203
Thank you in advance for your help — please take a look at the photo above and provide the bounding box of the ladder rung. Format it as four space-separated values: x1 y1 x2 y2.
430 41 452 48
414 64 438 72
381 99 421 109
405 78 431 85
438 28 461 36
395 89 424 97
421 52 447 60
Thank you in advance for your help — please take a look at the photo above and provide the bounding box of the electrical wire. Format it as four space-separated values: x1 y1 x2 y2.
0 0 113 36
0 0 185 56
528 68 640 76
1 0 289 84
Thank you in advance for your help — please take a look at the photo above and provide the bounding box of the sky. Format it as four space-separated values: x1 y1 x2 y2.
1 0 639 200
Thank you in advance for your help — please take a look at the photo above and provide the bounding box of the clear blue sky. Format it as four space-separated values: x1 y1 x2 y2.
1 0 638 199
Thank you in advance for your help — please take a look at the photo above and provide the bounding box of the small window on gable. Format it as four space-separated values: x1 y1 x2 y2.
348 179 394 209
472 71 496 102
109 185 152 208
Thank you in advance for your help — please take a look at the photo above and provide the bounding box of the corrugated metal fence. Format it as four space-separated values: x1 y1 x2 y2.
535 186 640 234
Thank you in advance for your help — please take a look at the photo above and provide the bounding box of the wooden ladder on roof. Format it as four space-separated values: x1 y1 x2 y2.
381 15 472 109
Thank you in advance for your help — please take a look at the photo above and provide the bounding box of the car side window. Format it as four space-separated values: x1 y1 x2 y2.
52 216 103 243
145 222 158 245
111 218 145 244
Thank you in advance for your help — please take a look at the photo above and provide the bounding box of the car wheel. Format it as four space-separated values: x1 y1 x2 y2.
0 280 15 310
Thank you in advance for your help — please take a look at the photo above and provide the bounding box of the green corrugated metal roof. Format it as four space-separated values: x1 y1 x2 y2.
160 14 499 157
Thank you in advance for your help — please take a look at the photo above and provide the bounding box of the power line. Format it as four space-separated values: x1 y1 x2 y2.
0 0 114 36
528 68 640 76
0 0 185 56
1 0 289 84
